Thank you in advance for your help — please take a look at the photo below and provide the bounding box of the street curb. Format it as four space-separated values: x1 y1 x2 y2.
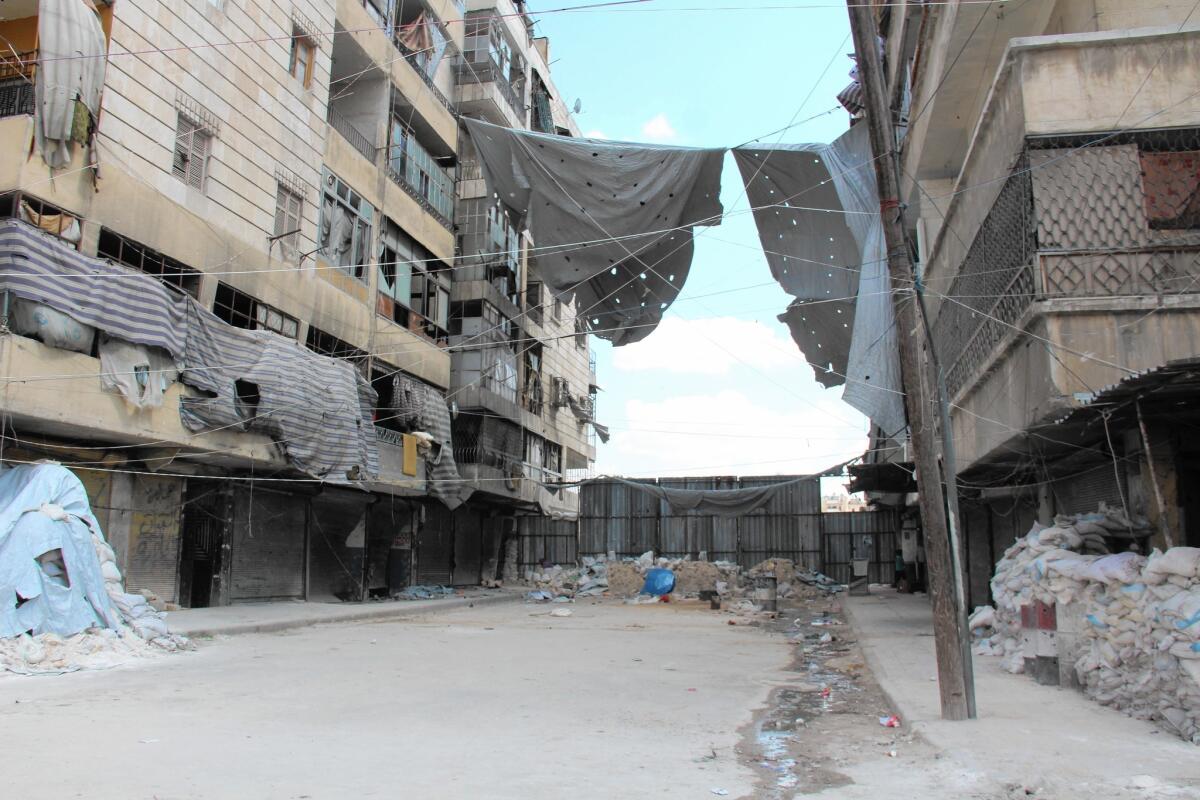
177 592 523 639
841 594 919 731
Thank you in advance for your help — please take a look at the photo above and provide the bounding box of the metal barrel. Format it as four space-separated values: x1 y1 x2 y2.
753 575 778 612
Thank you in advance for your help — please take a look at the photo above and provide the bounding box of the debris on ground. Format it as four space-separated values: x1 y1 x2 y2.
973 508 1200 743
395 585 457 601
523 551 845 614
0 464 190 676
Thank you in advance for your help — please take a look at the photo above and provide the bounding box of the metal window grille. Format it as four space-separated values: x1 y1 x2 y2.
0 50 35 118
97 228 201 298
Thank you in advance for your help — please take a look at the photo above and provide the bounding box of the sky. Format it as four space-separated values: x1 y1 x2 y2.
528 0 868 485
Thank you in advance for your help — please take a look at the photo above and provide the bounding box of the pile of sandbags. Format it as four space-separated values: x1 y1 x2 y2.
975 509 1200 743
94 534 189 652
1075 546 1200 742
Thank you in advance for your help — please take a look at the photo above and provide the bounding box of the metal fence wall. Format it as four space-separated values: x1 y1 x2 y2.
821 509 901 585
568 477 892 572
517 515 578 570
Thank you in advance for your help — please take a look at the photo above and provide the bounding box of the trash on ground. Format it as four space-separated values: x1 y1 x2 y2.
549 608 573 617
879 715 900 728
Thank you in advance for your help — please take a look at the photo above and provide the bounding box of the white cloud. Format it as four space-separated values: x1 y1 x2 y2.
597 390 867 478
611 316 806 376
583 129 608 140
640 113 677 142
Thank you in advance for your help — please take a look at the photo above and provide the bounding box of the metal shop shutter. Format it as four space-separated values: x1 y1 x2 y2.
416 503 453 586
123 475 184 604
451 507 483 586
230 488 307 602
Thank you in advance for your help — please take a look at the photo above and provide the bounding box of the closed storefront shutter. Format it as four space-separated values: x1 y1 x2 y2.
230 487 307 602
1053 463 1126 517
452 508 482 586
416 503 452 586
123 475 184 604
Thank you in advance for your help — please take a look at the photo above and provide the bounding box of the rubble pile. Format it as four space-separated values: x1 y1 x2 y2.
524 551 842 606
974 510 1200 743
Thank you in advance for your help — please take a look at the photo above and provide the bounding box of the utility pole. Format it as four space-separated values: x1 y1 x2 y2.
845 1 975 720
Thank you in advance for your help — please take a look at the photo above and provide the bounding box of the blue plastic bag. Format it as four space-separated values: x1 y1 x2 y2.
641 568 676 596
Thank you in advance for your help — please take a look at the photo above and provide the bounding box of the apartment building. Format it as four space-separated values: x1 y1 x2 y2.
847 1 1200 606
0 0 596 605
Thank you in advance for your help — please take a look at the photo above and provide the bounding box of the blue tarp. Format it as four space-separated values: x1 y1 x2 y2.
0 464 119 638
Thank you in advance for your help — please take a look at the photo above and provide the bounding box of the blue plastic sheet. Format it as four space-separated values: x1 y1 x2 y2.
641 568 676 596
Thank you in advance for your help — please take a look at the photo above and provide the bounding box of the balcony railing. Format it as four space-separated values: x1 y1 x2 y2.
387 129 455 229
456 60 525 122
0 50 36 119
327 106 377 164
933 131 1200 399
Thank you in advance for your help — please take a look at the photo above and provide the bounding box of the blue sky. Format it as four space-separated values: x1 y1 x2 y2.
530 1 869 483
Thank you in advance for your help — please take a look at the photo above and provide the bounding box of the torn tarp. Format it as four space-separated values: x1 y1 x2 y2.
733 124 905 437
0 464 121 638
180 302 380 483
391 375 472 510
36 0 107 169
567 394 610 443
464 118 724 346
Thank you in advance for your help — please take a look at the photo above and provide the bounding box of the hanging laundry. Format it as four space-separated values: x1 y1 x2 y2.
733 124 905 438
396 11 433 54
463 119 724 346
36 0 107 169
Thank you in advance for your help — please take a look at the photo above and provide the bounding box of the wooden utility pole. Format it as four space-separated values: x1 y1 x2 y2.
845 1 974 720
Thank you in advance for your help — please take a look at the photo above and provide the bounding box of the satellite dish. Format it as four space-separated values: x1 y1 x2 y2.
572 98 582 114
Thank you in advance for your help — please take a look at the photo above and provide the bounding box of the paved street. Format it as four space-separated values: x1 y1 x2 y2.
0 601 790 800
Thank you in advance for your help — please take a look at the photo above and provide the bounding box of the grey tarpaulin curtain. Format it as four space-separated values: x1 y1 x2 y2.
733 124 905 438
180 302 380 483
36 0 107 169
463 118 724 346
391 375 472 510
611 476 809 518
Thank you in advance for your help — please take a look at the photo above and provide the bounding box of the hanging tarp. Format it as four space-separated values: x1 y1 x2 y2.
36 0 107 169
733 124 905 437
392 375 472 510
180 303 380 483
463 118 724 346
610 476 807 518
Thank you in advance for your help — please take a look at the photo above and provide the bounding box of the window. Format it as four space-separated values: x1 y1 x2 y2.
97 228 201 298
274 184 303 256
378 215 450 342
523 343 543 415
552 297 564 323
318 169 373 281
525 281 542 324
574 316 588 350
289 30 316 88
213 283 298 339
306 325 367 363
173 115 211 191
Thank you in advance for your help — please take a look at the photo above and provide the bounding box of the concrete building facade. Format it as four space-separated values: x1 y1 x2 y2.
0 0 596 605
849 1 1200 607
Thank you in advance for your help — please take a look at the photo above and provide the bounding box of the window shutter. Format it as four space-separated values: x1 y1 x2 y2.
172 119 191 181
187 130 209 190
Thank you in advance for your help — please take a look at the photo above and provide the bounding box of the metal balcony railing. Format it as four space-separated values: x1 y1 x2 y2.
456 60 525 122
327 107 377 164
0 50 36 119
386 128 454 229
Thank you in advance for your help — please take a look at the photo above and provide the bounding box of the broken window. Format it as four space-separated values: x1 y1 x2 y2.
97 228 201 298
523 343 543 415
213 283 298 339
318 168 373 282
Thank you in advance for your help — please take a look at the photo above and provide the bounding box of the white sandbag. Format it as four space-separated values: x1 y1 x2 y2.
1145 547 1200 581
1081 552 1146 585
969 605 995 631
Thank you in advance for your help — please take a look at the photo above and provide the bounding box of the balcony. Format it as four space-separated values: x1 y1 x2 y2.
327 106 376 163
387 125 455 229
0 50 35 119
918 28 1200 473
